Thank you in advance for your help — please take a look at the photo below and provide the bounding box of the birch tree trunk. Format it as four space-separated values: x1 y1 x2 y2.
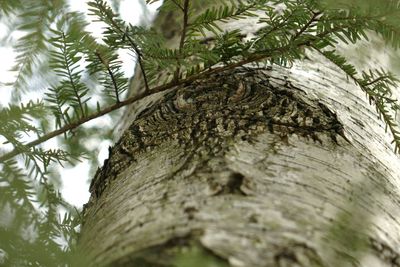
79 5 400 267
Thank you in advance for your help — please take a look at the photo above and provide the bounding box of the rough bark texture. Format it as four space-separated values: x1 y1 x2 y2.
80 57 400 266
79 5 400 267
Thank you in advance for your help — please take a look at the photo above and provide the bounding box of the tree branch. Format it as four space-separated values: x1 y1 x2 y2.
363 76 392 86
170 0 184 11
104 10 150 93
0 49 296 163
5 11 396 162
119 25 150 93
95 51 120 102
291 11 322 41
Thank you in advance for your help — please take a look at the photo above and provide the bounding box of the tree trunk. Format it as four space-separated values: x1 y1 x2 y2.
79 7 400 267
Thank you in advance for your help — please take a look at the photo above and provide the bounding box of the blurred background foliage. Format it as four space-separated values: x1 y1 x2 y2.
320 0 400 72
0 0 150 265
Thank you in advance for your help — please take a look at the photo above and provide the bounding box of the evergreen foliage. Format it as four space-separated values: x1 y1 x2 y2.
0 0 400 265
1 0 68 99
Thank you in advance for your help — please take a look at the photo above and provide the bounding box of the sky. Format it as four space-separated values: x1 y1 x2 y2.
0 0 161 207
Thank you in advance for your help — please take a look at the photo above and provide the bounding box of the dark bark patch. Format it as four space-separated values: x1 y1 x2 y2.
248 214 259 223
369 237 400 267
206 171 247 196
274 243 324 267
183 206 198 220
226 172 245 194
87 68 350 203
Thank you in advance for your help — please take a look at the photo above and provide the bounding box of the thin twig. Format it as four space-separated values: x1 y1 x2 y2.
95 51 120 102
62 32 86 118
179 0 190 52
174 0 190 81
364 76 392 86
170 0 184 11
120 26 150 92
291 11 322 41
105 10 150 92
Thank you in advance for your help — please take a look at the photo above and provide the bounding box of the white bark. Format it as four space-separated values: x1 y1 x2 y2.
80 8 400 267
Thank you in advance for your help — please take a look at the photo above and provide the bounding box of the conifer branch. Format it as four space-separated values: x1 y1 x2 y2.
45 85 69 130
4 0 400 163
61 32 86 118
291 10 322 41
89 0 150 92
170 0 184 11
0 46 298 163
0 23 330 163
364 76 392 86
312 45 400 152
